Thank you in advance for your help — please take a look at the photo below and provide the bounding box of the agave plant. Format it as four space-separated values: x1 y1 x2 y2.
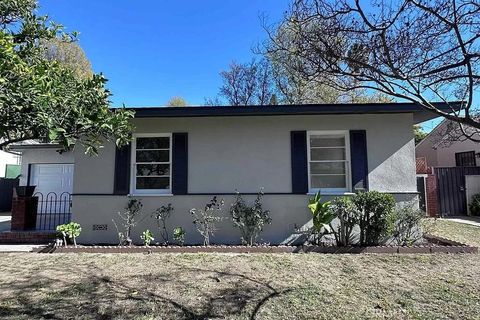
308 192 335 244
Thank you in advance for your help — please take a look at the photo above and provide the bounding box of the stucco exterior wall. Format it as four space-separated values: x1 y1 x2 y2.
71 113 417 244
74 114 417 194
17 148 74 186
416 122 480 168
435 139 480 167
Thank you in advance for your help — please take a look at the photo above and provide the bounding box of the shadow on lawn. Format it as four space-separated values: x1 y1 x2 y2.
0 262 293 319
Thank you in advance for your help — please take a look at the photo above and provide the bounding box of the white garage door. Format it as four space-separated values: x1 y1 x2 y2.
31 164 74 195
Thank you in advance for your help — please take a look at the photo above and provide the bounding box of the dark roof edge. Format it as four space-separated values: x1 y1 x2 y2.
126 102 462 118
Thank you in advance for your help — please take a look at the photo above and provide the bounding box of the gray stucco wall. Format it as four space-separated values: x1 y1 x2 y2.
17 148 74 186
70 113 417 244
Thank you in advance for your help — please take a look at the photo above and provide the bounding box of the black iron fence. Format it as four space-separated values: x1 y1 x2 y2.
34 192 72 230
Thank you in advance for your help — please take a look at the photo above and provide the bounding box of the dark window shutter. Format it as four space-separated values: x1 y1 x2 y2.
113 143 131 195
291 131 308 194
172 133 188 195
349 130 368 191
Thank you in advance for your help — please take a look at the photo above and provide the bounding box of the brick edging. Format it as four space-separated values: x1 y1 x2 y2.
49 239 478 254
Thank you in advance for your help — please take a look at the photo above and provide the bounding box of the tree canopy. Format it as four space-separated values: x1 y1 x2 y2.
166 96 187 107
0 0 133 155
263 0 480 136
40 38 93 79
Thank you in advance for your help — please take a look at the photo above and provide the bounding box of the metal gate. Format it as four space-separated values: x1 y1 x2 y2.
34 192 72 230
435 167 480 216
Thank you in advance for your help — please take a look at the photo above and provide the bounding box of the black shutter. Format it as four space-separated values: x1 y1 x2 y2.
349 130 368 190
113 143 131 195
291 131 308 194
172 133 188 195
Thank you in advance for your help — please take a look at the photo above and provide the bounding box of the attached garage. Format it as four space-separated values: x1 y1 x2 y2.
30 164 74 195
9 145 75 230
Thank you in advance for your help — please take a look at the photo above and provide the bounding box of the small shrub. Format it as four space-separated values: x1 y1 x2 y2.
151 203 174 244
141 229 154 246
308 192 335 244
113 197 144 246
190 196 225 246
392 204 425 246
56 222 82 247
352 191 396 246
173 227 186 246
230 189 272 246
469 194 480 216
329 197 357 246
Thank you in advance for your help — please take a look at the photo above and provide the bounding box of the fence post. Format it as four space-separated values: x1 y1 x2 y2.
11 196 38 231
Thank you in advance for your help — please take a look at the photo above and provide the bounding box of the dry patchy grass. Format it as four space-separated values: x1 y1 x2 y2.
0 220 479 319
0 252 479 319
428 219 480 247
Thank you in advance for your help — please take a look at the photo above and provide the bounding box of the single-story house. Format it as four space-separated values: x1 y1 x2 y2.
11 103 455 244
416 119 480 216
416 120 480 168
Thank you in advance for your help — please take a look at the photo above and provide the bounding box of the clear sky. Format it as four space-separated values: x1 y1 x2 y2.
38 0 442 131
38 0 289 107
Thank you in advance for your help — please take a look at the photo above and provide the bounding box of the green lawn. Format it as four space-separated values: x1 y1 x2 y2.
0 220 478 320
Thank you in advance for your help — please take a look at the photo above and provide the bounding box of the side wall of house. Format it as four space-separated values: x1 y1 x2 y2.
72 114 417 244
435 139 480 167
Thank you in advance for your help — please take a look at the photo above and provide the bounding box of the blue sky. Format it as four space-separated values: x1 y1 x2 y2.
38 0 289 107
38 0 441 131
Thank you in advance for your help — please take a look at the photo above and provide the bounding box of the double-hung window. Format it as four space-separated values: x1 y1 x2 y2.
307 131 350 193
132 134 171 194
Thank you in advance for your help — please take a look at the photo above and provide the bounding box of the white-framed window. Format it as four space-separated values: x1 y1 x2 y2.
131 133 172 195
307 131 351 194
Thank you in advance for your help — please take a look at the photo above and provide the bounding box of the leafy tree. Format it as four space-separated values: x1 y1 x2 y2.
414 125 427 145
166 96 187 107
219 59 275 106
0 0 133 154
264 0 480 138
40 38 93 79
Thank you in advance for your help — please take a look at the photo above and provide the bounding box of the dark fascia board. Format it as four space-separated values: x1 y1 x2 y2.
9 143 64 151
127 102 462 124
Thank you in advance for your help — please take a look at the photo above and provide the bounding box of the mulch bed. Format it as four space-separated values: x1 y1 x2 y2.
42 234 478 254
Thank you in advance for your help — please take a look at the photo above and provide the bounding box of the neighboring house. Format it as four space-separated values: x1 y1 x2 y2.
416 120 480 217
416 120 480 168
0 150 21 178
11 103 452 244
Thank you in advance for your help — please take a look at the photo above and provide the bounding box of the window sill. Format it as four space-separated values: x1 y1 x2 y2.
307 192 355 196
128 194 174 197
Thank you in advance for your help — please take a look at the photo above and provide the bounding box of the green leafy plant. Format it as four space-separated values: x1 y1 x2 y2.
151 204 174 244
190 196 224 246
392 204 425 246
140 230 154 246
173 227 186 246
469 194 480 216
113 198 144 246
329 196 357 246
230 189 272 246
56 222 82 247
308 192 335 244
352 191 396 246
0 1 134 154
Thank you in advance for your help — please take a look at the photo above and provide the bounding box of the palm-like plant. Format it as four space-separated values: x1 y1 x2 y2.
308 192 335 244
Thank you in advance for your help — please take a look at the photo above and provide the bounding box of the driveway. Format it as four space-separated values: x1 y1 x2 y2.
444 216 480 227
0 214 11 232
